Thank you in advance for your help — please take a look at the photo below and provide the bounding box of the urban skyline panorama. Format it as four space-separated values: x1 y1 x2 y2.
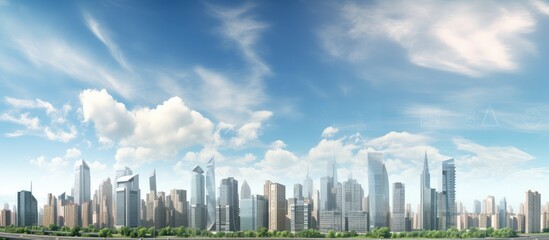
1 0 549 227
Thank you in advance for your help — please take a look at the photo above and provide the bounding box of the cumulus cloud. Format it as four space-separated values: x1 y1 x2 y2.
30 148 83 172
321 126 339 138
321 1 536 77
80 89 215 168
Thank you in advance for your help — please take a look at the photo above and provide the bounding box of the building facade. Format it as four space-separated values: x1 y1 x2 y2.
392 182 405 232
115 169 140 227
368 152 390 229
240 195 268 231
17 190 37 227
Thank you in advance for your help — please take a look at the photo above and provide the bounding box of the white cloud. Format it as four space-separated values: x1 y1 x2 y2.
531 0 549 15
0 113 40 130
5 97 55 114
30 148 84 173
44 126 77 142
321 126 339 138
229 110 273 148
321 1 536 77
80 89 215 168
84 12 131 71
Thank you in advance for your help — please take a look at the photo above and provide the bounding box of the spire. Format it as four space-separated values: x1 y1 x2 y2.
30 181 32 193
423 150 429 173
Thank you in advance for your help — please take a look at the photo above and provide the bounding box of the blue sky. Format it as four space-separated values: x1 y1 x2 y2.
1 0 549 214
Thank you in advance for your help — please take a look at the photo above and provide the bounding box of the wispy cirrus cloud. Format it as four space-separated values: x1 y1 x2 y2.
84 12 132 71
321 1 536 77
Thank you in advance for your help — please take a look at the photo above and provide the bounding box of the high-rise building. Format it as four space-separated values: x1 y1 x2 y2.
294 184 303 200
74 160 91 205
115 168 140 227
420 151 433 230
0 209 11 227
216 177 239 231
64 203 79 228
485 196 496 215
347 211 369 233
17 190 37 227
368 152 390 229
392 182 405 232
11 205 16 227
191 165 206 230
319 210 343 232
290 200 312 232
168 189 188 227
241 180 251 200
440 158 456 230
240 195 268 231
303 165 313 200
98 178 114 228
43 193 57 226
525 190 541 233
312 190 320 229
474 200 481 215
268 182 286 231
150 169 157 197
206 158 216 231
499 198 507 229
81 201 93 227
341 178 363 231
320 176 335 211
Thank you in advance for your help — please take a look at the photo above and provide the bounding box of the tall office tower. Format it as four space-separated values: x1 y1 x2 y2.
290 200 312 232
303 165 313 200
440 158 456 230
320 176 334 211
17 190 37 227
294 184 303 200
115 168 141 227
269 182 286 231
241 180 251 200
216 177 239 231
368 152 390 229
485 196 496 215
191 165 206 229
341 178 364 231
392 182 405 232
0 209 11 227
206 158 216 231
405 203 413 232
74 160 91 205
543 203 549 230
56 193 68 226
150 170 157 198
319 210 343 232
525 190 541 233
168 189 187 227
420 151 432 230
11 205 16 227
240 195 268 230
81 201 93 227
312 190 320 229
328 154 338 184
38 207 43 226
499 198 507 229
98 178 113 228
64 203 79 227
43 193 57 226
153 192 166 229
474 200 481 215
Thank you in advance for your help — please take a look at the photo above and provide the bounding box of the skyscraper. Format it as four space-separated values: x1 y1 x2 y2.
320 176 335 211
115 168 140 227
191 165 206 230
98 178 114 228
485 196 496 215
440 158 456 230
525 190 541 233
17 190 37 226
294 184 303 200
216 177 239 231
168 189 187 227
303 165 313 200
420 151 432 230
392 182 405 232
368 152 390 229
268 182 286 231
206 158 216 231
474 200 481 215
43 193 57 226
74 160 91 205
240 195 268 231
150 169 157 198
241 180 251 200
499 198 507 229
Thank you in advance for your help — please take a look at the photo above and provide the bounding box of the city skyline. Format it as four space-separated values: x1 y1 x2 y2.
2 0 549 220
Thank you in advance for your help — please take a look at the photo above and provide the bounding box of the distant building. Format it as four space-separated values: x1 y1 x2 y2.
240 195 268 231
64 203 79 228
98 178 114 228
17 190 37 227
190 165 206 230
368 152 390 229
167 189 188 227
206 158 216 231
294 184 303 200
319 210 342 232
347 211 369 233
392 182 405 232
268 182 286 231
0 209 11 227
303 165 313 200
474 200 481 215
525 190 541 233
43 193 57 226
290 200 311 232
115 168 140 227
216 177 239 231
241 181 251 200
74 160 91 205
499 198 507 229
439 159 456 230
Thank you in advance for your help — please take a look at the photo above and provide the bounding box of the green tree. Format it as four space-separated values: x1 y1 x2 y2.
327 230 336 238
138 227 148 238
257 227 268 237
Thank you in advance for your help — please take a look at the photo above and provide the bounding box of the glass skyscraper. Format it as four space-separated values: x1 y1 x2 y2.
115 168 140 227
440 158 456 229
216 177 239 231
367 152 390 229
206 157 216 231
17 190 37 227
74 160 90 205
191 165 206 229
240 195 267 231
